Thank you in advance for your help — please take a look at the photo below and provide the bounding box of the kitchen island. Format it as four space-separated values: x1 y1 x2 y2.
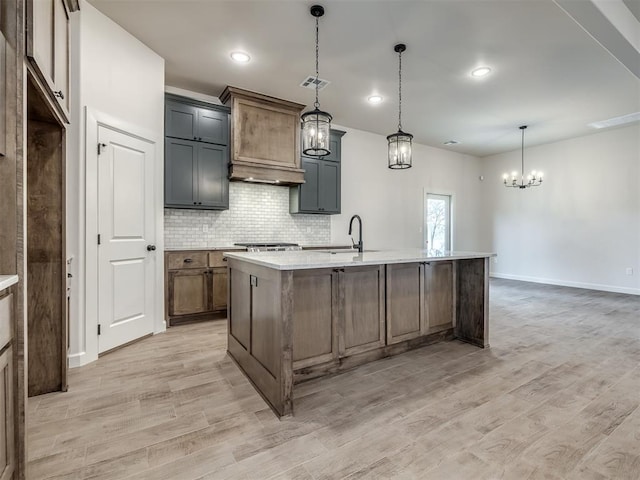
224 249 495 416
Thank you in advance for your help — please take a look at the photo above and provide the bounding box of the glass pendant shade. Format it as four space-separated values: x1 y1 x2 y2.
387 130 413 169
301 108 332 156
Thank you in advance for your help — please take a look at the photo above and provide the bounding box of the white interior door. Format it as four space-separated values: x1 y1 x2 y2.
97 126 156 353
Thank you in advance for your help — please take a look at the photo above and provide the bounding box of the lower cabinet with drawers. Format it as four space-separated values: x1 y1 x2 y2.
0 289 15 480
165 249 240 326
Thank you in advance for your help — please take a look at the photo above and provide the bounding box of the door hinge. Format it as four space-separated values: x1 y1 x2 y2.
98 234 101 245
98 324 101 335
98 143 107 155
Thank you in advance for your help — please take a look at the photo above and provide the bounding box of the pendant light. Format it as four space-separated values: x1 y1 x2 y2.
301 5 332 157
503 126 543 188
387 43 413 169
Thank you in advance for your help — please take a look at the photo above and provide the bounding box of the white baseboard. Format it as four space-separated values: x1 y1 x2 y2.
68 350 98 368
490 272 640 296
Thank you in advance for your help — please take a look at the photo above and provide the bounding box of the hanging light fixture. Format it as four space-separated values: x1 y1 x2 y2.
503 125 543 188
387 43 413 169
301 5 332 157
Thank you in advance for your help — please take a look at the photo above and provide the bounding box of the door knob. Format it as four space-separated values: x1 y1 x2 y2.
146 245 156 251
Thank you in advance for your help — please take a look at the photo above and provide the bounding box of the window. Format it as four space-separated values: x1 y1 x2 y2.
425 193 452 251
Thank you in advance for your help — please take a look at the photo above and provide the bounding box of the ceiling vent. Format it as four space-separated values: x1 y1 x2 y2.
588 111 640 129
300 76 330 90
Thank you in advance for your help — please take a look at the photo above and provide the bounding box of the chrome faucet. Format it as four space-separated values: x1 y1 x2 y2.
348 215 363 253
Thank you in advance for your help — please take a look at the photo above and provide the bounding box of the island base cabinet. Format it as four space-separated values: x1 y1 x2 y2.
292 269 338 369
425 261 455 334
386 263 424 345
455 258 490 347
341 266 385 355
227 262 292 417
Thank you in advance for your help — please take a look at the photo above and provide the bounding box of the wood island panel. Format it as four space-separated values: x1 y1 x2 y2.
425 261 455 333
341 265 385 356
251 275 280 378
386 262 424 344
229 268 251 350
456 257 489 347
292 269 336 367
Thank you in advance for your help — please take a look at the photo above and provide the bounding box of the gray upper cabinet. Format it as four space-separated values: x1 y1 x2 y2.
290 129 345 215
164 95 230 210
165 98 228 146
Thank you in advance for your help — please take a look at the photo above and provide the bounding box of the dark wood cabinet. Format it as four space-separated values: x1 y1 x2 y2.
386 262 424 344
164 95 230 210
425 261 455 333
165 250 235 326
26 0 70 122
290 130 345 214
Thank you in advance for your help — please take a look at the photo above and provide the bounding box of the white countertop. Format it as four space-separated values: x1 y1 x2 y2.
0 275 19 291
224 249 496 270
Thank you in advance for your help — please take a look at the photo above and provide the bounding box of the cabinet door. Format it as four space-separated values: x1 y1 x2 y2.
168 269 212 316
211 267 227 311
0 346 15 480
52 0 69 113
165 138 197 207
299 157 320 212
386 263 424 344
318 160 340 213
320 131 343 163
197 143 228 209
26 0 69 120
292 268 338 369
197 108 228 145
340 265 385 356
165 101 198 141
425 261 454 333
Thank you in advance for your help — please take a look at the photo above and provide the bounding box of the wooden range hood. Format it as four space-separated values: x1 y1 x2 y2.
220 86 306 185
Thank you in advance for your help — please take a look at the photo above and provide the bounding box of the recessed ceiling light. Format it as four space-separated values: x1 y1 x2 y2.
230 51 251 63
471 66 491 78
443 140 460 145
368 95 383 104
588 111 640 129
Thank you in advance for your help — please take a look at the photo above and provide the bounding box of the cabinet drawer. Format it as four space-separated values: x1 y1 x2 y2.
167 252 208 270
208 251 226 268
0 293 12 349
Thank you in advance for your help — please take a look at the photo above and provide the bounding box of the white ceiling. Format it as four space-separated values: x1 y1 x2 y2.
87 0 640 157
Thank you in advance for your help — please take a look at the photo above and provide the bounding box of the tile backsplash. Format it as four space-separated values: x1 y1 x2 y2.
164 182 331 249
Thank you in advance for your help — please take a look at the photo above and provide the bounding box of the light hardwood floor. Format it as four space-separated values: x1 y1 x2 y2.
27 279 640 479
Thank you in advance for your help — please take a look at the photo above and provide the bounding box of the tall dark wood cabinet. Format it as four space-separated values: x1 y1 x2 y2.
164 95 230 210
290 129 345 214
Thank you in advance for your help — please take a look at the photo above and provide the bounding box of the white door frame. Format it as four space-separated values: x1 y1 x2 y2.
423 188 455 251
83 107 165 365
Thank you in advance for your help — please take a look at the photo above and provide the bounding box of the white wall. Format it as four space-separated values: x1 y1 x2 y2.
67 0 165 367
479 125 640 295
331 126 484 251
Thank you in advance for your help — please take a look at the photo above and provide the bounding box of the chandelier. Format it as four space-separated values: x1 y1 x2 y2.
503 125 543 188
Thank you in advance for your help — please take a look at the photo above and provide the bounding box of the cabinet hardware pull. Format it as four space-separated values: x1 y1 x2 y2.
146 245 156 251
184 258 193 263
54 90 64 99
